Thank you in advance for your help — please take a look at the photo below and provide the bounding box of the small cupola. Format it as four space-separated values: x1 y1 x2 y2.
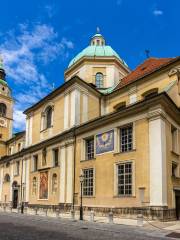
90 28 105 46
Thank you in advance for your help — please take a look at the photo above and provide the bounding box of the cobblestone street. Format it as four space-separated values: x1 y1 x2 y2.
0 212 176 240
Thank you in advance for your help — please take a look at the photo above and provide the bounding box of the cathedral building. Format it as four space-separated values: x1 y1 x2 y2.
0 32 180 220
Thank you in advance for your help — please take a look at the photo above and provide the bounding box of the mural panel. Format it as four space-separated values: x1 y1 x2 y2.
96 129 114 154
39 171 48 199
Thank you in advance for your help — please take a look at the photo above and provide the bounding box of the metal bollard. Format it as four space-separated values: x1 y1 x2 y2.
70 209 75 220
137 214 143 227
108 211 113 224
90 210 95 222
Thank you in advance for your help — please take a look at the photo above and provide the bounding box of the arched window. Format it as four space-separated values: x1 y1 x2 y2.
52 173 58 193
4 174 10 183
32 177 37 195
12 181 18 188
95 73 104 88
114 101 126 111
142 88 158 100
0 103 7 117
45 106 53 129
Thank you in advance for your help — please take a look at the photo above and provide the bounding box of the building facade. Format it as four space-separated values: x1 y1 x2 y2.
0 33 180 220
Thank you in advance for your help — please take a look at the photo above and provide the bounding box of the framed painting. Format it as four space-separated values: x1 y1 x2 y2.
39 171 48 199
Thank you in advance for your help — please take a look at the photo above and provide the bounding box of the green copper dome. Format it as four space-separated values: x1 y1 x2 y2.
68 33 128 68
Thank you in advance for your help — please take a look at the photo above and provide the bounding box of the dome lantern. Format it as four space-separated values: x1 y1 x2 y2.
90 28 105 46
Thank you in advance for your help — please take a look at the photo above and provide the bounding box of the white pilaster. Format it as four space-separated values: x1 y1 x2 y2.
75 89 80 125
25 117 29 147
149 116 167 206
25 159 30 202
29 117 33 145
70 89 80 127
64 94 69 130
82 93 88 123
66 145 73 203
70 91 76 127
59 147 66 203
0 168 3 201
9 164 13 202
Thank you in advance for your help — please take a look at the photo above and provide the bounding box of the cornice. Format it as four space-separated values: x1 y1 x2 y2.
24 76 102 115
1 93 179 164
147 107 167 121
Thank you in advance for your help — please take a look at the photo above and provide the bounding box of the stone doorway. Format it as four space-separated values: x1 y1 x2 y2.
12 181 19 209
12 189 18 209
175 190 180 219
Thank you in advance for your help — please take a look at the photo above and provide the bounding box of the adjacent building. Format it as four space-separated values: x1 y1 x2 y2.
0 32 179 220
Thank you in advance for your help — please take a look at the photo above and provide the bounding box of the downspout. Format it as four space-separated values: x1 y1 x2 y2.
72 127 76 210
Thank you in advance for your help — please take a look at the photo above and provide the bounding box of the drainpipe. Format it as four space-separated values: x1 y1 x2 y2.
72 127 76 210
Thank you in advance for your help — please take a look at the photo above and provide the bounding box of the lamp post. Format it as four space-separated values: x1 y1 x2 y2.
79 173 84 220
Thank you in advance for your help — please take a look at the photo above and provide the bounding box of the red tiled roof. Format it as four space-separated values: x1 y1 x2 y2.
115 57 178 90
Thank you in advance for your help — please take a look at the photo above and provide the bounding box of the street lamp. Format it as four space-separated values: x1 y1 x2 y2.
79 173 84 220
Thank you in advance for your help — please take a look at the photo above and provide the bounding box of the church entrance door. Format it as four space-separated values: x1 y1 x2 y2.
12 189 18 209
175 190 180 220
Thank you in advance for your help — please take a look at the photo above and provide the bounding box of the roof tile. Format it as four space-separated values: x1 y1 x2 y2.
115 57 178 90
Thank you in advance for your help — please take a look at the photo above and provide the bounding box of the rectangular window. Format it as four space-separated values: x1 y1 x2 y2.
33 155 38 172
85 138 94 160
171 125 178 153
172 162 178 177
53 148 59 167
83 168 94 196
9 147 11 155
120 125 133 152
14 161 20 176
18 143 21 152
117 162 132 196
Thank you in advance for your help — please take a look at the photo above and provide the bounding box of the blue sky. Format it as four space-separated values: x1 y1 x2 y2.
0 0 179 132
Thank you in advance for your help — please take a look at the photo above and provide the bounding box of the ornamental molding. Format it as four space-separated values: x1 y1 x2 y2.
168 67 180 77
128 86 137 95
147 107 166 121
64 83 88 96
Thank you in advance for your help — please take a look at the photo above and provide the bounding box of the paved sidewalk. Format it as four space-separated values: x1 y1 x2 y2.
0 212 174 239
1 207 180 232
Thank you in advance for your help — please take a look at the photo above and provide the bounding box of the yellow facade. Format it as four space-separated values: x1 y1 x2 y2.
0 33 179 220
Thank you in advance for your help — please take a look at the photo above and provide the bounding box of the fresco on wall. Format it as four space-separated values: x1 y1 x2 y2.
96 129 114 154
39 171 48 199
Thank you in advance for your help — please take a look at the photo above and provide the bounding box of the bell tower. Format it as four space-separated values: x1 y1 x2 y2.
0 57 13 157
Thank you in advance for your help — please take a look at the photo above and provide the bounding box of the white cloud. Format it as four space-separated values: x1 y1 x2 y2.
13 108 26 131
0 23 74 131
153 9 163 16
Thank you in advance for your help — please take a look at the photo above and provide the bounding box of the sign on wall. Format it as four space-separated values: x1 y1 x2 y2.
39 171 48 199
96 129 114 155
